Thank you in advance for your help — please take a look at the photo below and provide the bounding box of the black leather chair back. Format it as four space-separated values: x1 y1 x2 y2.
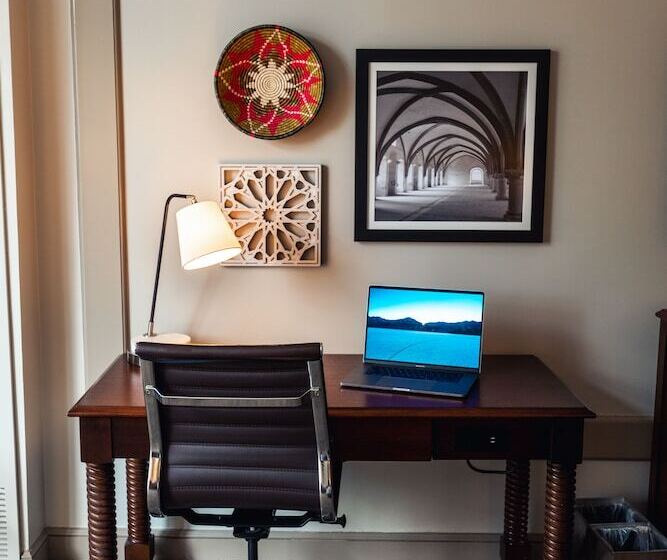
136 342 338 523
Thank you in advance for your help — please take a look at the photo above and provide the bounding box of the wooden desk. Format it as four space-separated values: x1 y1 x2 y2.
649 309 667 531
69 354 594 560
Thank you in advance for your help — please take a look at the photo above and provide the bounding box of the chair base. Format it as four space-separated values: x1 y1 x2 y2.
234 526 270 560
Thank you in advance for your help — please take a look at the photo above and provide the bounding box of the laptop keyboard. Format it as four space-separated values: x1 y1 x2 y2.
371 366 463 383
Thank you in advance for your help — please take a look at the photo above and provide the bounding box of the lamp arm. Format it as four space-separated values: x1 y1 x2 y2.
146 193 196 336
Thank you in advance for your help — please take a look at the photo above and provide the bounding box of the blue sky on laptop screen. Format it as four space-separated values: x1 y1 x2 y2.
365 287 483 369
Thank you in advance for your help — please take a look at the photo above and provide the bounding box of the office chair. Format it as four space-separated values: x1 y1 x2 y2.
136 342 345 560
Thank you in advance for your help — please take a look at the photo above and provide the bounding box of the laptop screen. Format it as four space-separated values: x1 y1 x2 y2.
364 286 484 370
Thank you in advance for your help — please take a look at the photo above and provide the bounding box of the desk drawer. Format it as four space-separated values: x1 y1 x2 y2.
330 417 431 461
432 419 551 459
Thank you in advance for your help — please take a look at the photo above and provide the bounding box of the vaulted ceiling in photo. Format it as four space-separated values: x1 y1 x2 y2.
375 71 527 175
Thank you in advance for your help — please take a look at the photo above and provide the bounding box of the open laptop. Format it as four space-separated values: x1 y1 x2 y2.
341 286 484 398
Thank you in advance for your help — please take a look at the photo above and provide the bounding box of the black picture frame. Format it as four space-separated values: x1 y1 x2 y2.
354 49 550 242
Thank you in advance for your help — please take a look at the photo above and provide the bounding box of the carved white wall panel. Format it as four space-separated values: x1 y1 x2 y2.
219 164 321 266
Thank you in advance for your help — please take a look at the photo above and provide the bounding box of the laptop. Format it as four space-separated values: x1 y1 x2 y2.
341 286 484 398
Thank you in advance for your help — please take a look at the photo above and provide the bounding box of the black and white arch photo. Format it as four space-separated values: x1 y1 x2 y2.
354 50 550 242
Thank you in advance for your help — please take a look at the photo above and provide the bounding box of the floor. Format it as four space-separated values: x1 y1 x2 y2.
374 184 509 222
47 532 544 560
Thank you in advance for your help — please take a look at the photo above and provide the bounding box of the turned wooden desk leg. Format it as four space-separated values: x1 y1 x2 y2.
501 459 531 560
125 459 154 560
544 461 576 560
86 463 117 560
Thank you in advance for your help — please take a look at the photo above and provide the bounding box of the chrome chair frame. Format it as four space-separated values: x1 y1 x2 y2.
140 351 339 524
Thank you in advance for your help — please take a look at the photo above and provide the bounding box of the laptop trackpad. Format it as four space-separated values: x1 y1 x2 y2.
375 376 438 392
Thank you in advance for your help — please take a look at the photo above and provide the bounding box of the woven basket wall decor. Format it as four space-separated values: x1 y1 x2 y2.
214 25 325 140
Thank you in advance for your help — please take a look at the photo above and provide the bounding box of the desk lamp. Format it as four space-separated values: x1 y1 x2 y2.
129 194 241 362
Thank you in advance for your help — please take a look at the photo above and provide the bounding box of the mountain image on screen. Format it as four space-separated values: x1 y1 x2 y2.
367 316 482 336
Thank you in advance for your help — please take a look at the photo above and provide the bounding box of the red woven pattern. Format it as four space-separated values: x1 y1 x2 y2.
215 25 325 139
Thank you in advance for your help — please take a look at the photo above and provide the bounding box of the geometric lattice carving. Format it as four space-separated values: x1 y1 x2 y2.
219 164 321 266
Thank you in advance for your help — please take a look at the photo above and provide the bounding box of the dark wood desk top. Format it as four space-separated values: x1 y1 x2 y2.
69 354 594 420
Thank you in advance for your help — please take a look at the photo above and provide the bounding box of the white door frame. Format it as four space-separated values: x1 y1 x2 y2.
0 0 32 557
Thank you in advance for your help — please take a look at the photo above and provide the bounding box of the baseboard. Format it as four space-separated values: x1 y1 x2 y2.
21 529 49 560
49 525 542 541
47 528 543 560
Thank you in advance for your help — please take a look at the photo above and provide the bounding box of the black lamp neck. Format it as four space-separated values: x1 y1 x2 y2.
146 193 196 336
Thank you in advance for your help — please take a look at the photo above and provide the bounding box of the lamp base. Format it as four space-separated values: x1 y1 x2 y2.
127 332 192 364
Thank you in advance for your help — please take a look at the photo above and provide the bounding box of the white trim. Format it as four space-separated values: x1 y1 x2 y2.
0 0 28 557
69 0 89 385
49 525 540 542
20 529 48 560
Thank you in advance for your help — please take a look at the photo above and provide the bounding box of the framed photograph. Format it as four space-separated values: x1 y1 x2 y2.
354 49 550 242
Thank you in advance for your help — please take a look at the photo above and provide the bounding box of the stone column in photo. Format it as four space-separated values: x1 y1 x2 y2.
431 168 436 187
495 173 509 200
405 164 415 192
504 170 524 221
417 165 424 190
386 158 397 196
396 161 405 193
490 173 499 193
376 158 388 197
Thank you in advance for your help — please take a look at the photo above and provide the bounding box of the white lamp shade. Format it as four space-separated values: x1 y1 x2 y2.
175 200 241 270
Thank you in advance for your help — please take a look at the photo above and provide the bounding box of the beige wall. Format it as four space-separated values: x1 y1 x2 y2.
122 0 667 416
119 0 663 536
25 0 667 555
